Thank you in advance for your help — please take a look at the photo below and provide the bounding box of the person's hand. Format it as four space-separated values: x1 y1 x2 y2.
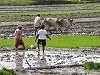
35 39 37 42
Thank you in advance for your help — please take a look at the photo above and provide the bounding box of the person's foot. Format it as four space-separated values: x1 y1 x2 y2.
37 49 40 55
37 52 40 56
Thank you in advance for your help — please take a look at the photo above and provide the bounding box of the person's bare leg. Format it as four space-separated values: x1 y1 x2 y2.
37 44 40 55
42 45 45 55
22 45 25 49
35 28 37 36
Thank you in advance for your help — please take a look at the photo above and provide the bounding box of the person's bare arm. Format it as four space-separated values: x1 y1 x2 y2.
35 34 39 42
14 30 17 39
14 30 17 36
46 34 51 40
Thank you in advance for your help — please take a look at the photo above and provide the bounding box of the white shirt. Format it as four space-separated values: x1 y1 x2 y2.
34 16 41 27
38 29 47 40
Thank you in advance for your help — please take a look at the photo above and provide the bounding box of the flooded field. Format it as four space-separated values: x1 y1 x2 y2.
0 47 100 75
0 4 100 75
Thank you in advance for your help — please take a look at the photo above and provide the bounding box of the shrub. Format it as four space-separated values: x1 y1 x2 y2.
94 63 100 70
0 70 12 75
84 61 95 70
0 67 16 75
84 62 100 70
2 67 16 75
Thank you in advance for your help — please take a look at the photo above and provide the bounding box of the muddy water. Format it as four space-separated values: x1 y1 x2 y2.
0 47 100 68
0 47 100 75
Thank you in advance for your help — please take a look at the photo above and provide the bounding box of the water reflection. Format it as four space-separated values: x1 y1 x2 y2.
37 54 47 68
15 51 24 69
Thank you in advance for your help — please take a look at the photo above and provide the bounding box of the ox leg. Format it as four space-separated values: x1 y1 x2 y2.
59 27 62 33
48 26 53 34
56 25 59 33
49 30 52 34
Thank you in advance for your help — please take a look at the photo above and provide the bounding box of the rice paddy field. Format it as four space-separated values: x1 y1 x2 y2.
0 35 100 48
0 2 100 75
0 3 100 48
0 3 99 21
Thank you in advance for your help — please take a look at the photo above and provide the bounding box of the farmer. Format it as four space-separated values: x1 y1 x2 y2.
14 25 25 49
33 14 41 35
35 25 51 55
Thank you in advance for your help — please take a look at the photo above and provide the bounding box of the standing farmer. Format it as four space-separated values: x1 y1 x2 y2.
35 25 51 55
14 25 25 49
34 14 41 35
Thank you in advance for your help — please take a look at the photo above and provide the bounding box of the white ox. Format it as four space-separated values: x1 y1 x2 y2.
42 18 73 33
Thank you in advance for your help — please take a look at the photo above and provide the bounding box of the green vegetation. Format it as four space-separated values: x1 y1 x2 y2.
0 67 16 75
71 0 98 4
47 35 100 48
2 9 100 15
84 62 95 70
84 62 100 70
0 9 100 21
1 35 100 48
0 0 99 6
0 0 34 6
55 3 100 6
0 1 100 21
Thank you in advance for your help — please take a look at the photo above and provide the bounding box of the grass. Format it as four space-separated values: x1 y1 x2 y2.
1 35 100 48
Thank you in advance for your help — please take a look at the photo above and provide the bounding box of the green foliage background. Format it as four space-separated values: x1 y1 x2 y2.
0 0 99 5
0 0 34 6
